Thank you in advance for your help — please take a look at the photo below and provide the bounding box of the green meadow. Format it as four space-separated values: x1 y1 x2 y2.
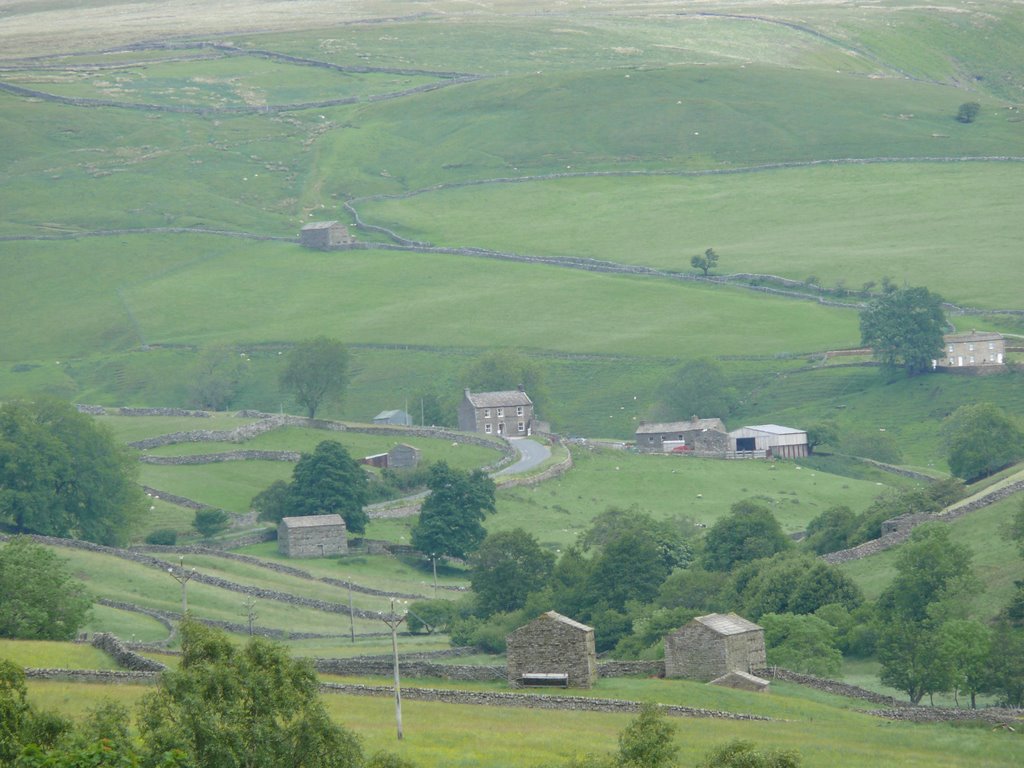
2 2 1023 762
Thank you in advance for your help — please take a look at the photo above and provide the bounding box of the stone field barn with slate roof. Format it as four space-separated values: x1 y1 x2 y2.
277 514 348 558
506 611 597 689
664 613 766 681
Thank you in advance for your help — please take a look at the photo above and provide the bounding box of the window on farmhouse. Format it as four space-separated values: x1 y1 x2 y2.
484 423 492 434
517 421 525 432
496 408 504 417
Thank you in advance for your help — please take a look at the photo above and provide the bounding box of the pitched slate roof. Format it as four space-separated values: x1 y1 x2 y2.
301 220 340 231
943 331 1004 343
635 418 726 434
694 612 762 636
280 514 346 529
465 389 532 408
539 610 593 633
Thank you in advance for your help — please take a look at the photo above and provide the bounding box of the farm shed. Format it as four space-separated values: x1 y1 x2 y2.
940 331 1005 367
277 514 348 558
728 424 808 459
373 409 413 426
506 611 597 689
299 220 355 249
664 613 766 682
387 443 421 469
457 387 533 437
634 417 727 455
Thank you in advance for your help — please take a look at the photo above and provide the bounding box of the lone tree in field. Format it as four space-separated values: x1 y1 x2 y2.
691 247 719 277
859 285 945 376
279 336 349 418
956 102 981 123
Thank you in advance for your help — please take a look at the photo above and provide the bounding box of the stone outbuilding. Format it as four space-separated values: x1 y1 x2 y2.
387 443 421 469
299 220 355 249
634 416 728 455
664 613 766 682
373 409 413 426
277 514 348 558
506 611 597 689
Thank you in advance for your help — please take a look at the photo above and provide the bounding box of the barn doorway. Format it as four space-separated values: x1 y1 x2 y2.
735 437 756 452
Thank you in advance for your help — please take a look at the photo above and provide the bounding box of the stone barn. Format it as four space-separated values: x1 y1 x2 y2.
300 220 355 249
664 613 766 682
634 416 728 455
506 611 597 689
387 443 421 469
277 514 348 558
373 409 413 426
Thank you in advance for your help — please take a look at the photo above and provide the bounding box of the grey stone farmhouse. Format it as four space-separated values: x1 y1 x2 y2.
458 387 533 437
664 613 766 682
277 514 348 558
940 331 1005 368
506 611 597 689
299 220 355 249
634 417 728 454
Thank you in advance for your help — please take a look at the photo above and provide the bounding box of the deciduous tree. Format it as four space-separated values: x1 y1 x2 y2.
411 462 495 559
470 528 555 616
192 508 230 539
0 398 144 546
690 247 719 277
187 344 249 411
136 621 365 768
701 500 790 572
0 537 91 641
286 440 369 533
280 336 349 418
943 402 1024 481
858 285 945 375
760 612 843 677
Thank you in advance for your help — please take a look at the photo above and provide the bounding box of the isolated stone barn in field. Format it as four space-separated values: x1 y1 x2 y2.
664 613 766 682
506 611 597 689
300 220 355 249
387 443 421 469
277 514 348 558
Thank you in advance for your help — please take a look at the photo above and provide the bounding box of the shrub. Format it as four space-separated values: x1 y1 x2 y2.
145 528 178 546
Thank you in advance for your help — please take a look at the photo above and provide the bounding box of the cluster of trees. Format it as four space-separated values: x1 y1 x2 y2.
943 403 1024 482
411 501 863 668
0 398 144 547
410 492 1024 706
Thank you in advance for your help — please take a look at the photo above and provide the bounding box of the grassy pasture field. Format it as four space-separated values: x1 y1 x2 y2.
2 4 1024 762
20 675 1024 768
